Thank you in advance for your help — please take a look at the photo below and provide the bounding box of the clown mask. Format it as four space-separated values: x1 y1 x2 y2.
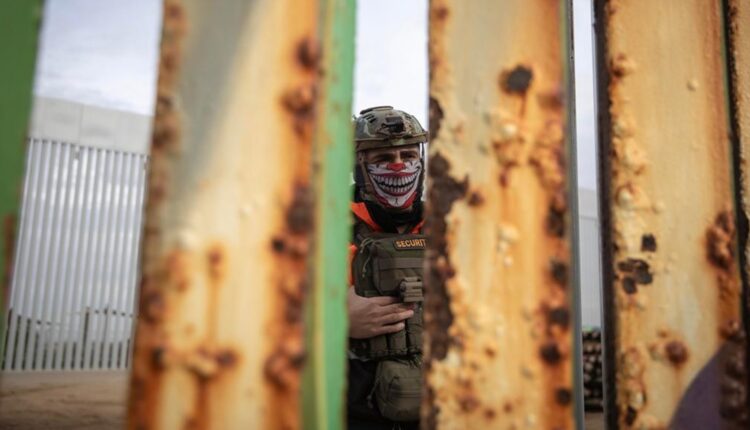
365 159 423 209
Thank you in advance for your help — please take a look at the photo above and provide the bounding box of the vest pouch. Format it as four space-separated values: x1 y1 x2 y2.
405 307 422 355
372 358 422 422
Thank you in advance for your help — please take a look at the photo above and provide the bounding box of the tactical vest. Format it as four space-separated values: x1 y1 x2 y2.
350 234 425 358
349 211 424 423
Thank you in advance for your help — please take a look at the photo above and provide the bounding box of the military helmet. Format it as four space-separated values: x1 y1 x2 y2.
354 106 428 152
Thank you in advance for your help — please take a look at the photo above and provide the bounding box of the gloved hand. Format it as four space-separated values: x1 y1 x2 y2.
347 288 415 339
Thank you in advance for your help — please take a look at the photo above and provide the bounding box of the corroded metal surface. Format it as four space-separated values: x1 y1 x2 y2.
127 0 331 428
425 1 578 428
596 0 747 428
729 0 750 285
728 0 750 424
728 0 750 170
300 1 355 429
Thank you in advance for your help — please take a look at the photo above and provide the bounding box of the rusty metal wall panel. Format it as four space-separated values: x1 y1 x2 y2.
127 0 355 428
299 0 355 429
425 1 580 428
729 0 750 283
595 0 748 428
727 0 750 426
728 0 750 164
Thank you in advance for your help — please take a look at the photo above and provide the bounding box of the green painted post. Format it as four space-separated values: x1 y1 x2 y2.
0 0 42 361
302 0 356 429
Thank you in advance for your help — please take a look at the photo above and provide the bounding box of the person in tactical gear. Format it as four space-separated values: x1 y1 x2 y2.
347 106 427 430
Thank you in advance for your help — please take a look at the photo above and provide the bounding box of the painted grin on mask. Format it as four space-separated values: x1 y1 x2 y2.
366 160 422 208
370 172 419 196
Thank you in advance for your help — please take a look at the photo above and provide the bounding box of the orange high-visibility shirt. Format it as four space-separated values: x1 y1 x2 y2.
348 202 424 285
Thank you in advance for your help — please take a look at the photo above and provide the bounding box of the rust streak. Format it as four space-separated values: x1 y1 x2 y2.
127 0 187 422
206 243 227 284
599 1 746 427
295 37 321 71
262 32 320 429
427 1 572 428
424 152 468 428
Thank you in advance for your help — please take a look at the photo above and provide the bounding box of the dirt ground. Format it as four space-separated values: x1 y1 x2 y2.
0 371 127 429
0 371 605 429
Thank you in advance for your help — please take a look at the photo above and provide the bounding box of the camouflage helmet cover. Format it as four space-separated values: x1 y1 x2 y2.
354 106 428 152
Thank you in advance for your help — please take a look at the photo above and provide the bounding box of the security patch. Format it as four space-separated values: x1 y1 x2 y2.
394 238 426 250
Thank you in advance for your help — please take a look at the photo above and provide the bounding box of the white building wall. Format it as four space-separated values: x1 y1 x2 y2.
2 97 150 371
28 96 152 154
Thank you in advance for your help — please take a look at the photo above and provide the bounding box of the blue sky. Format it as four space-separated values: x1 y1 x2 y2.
34 0 162 114
33 0 597 189
353 0 429 125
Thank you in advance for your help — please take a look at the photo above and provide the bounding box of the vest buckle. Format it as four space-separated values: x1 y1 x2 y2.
399 277 423 303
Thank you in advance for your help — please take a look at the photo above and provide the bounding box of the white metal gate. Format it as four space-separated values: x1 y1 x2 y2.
2 139 148 371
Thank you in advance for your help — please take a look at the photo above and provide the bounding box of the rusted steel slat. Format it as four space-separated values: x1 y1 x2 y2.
301 0 355 429
425 1 579 428
727 0 750 171
728 0 750 288
727 0 750 424
127 0 330 428
595 0 747 428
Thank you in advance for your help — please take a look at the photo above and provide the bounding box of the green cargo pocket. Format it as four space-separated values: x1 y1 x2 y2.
405 306 423 355
372 359 422 422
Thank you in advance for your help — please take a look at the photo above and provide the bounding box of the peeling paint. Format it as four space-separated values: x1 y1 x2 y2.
596 1 747 428
425 1 576 428
425 152 466 361
727 0 750 293
726 1 750 422
127 0 325 428
706 210 735 270
640 234 657 252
